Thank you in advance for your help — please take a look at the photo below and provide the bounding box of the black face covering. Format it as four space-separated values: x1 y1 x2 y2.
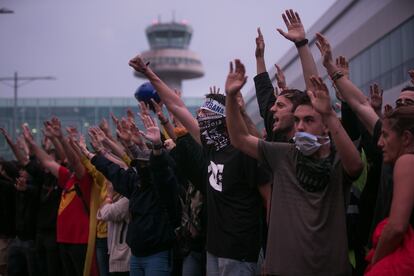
197 113 230 152
295 151 334 193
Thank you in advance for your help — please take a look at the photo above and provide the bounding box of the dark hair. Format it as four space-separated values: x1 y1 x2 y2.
0 160 20 180
46 148 56 156
205 93 226 106
384 106 414 135
401 86 414 93
279 89 309 111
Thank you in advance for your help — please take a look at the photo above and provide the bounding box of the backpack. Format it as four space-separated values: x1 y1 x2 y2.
175 180 204 256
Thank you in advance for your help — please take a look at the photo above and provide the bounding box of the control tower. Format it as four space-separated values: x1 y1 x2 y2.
135 19 204 92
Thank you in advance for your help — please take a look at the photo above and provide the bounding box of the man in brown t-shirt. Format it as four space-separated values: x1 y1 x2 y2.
224 60 363 275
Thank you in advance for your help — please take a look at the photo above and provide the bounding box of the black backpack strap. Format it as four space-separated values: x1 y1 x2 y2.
74 182 90 216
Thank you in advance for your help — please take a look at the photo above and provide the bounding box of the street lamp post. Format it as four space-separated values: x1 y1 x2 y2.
0 72 55 139
0 7 14 14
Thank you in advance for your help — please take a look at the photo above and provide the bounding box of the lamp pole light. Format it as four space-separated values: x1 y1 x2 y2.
0 72 56 139
0 7 14 14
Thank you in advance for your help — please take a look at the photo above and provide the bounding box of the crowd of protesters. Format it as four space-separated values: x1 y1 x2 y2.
1 9 414 276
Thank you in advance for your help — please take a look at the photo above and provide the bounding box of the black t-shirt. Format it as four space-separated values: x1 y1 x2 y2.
204 144 262 262
0 176 16 237
25 159 61 234
175 133 263 261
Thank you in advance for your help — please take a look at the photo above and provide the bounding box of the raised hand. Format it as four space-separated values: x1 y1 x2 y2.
209 86 221 95
369 83 383 111
315 33 334 68
0 127 13 144
126 109 136 125
116 119 132 143
150 98 163 114
225 59 248 96
42 136 53 151
88 127 104 152
138 101 151 117
16 135 29 157
110 113 120 127
128 55 149 74
384 104 393 115
129 123 145 146
42 121 55 139
336 56 349 79
66 126 79 140
307 76 333 116
50 117 63 137
139 114 161 145
150 98 169 124
275 64 287 91
94 127 107 144
22 124 35 145
78 135 88 152
99 118 112 137
255 27 265 58
276 9 305 43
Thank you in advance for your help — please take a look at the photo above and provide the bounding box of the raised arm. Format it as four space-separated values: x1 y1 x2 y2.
316 33 379 135
307 76 363 178
277 9 318 90
255 27 266 75
41 121 67 164
129 56 200 144
0 128 28 166
22 124 60 178
371 154 414 264
49 118 85 179
88 127 129 169
97 123 127 160
225 60 260 159
253 28 276 138
151 99 177 141
369 83 383 118
238 92 261 138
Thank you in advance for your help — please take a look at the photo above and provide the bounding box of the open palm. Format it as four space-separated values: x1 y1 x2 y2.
307 76 333 116
140 115 161 144
225 60 247 96
277 10 305 42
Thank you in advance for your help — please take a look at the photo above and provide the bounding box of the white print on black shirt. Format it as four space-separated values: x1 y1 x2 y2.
208 161 224 192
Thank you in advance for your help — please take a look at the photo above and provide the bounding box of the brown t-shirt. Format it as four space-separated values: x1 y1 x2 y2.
258 140 351 276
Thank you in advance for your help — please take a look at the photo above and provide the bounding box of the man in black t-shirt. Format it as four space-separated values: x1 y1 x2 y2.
129 56 265 275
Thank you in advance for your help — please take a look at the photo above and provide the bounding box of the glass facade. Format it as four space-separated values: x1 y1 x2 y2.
349 16 414 94
0 97 203 159
147 23 192 50
146 56 202 68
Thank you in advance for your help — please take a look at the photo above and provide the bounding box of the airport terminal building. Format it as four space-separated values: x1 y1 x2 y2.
0 97 203 159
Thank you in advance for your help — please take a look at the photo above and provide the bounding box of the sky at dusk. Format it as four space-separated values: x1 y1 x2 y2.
0 0 336 99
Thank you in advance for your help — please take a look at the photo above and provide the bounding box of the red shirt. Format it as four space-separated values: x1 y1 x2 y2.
56 166 92 244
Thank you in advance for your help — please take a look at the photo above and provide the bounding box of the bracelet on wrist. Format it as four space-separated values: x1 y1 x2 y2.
295 38 308 48
330 71 345 82
152 143 163 150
